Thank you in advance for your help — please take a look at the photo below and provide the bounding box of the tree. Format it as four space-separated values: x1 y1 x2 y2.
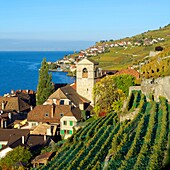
113 74 135 96
0 146 32 169
36 58 54 105
93 76 125 116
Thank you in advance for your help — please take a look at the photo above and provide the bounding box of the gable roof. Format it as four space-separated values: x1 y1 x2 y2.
48 88 67 100
48 85 90 107
6 134 52 152
0 129 30 142
63 107 82 121
115 68 140 79
0 97 30 112
0 129 52 156
31 152 53 163
61 85 90 106
27 105 72 123
25 135 51 149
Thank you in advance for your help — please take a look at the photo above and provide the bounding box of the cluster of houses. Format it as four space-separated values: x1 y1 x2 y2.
0 58 101 167
78 37 165 57
0 83 93 166
103 37 165 48
49 36 165 74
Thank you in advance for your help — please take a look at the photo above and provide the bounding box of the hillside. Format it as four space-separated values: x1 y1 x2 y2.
38 91 170 170
70 24 170 70
95 24 170 70
141 47 170 78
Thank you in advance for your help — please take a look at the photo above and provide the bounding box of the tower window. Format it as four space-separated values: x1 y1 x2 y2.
82 68 88 78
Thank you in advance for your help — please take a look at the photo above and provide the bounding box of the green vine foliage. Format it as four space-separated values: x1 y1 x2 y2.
141 48 170 78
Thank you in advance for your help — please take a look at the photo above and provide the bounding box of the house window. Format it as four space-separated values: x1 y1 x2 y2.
63 121 67 125
0 144 2 149
32 123 37 127
45 113 49 117
82 68 88 78
70 121 73 126
60 130 64 135
60 100 64 105
69 130 73 134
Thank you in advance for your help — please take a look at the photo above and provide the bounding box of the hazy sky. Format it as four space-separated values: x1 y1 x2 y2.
0 0 170 51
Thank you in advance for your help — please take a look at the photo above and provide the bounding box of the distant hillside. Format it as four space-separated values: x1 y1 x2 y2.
39 91 170 170
78 24 170 70
141 47 170 78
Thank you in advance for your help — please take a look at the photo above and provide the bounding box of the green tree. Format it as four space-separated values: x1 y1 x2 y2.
36 58 54 105
0 146 32 169
113 74 135 96
93 76 125 116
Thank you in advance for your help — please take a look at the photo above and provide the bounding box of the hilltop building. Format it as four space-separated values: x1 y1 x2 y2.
76 58 102 106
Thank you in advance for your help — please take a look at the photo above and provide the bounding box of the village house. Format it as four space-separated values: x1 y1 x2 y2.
27 104 72 127
31 152 55 168
44 85 91 110
27 104 86 139
115 68 140 80
0 129 29 152
0 110 18 128
0 128 53 159
0 96 31 128
60 107 82 138
0 96 31 113
4 89 36 107
70 65 77 72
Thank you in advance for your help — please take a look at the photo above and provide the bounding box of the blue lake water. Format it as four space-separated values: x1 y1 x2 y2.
0 51 75 96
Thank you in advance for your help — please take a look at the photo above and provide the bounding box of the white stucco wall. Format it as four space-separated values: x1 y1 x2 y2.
60 116 77 139
0 147 12 159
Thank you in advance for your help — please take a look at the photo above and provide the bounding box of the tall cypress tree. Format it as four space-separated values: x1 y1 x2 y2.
36 58 54 105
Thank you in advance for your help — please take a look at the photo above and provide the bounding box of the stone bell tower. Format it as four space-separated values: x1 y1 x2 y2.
76 58 100 106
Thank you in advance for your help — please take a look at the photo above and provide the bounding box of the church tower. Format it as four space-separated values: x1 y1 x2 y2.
76 58 99 106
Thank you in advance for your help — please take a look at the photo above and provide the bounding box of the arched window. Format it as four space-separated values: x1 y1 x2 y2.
82 68 88 78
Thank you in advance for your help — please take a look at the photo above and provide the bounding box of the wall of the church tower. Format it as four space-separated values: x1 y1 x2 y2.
76 59 98 106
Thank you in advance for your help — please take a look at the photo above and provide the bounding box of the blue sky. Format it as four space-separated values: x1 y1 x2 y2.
0 0 170 51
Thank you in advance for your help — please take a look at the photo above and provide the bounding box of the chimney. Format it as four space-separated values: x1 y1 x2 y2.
22 136 25 144
44 135 47 141
30 106 33 111
8 112 12 119
51 104 55 118
2 101 5 110
11 89 14 94
1 119 3 128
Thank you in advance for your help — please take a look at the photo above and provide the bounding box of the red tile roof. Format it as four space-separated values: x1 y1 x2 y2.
0 97 31 112
115 69 140 79
48 85 90 107
27 105 72 123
